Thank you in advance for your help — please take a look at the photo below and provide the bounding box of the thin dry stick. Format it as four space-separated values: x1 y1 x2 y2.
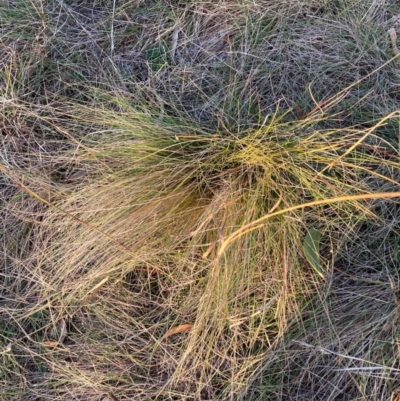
217 192 400 257
389 28 400 57
110 0 116 54
171 26 180 63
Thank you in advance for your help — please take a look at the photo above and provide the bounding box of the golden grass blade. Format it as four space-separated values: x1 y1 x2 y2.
218 192 400 257
163 324 193 339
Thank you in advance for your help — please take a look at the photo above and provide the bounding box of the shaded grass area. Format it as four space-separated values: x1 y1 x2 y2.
2 0 400 400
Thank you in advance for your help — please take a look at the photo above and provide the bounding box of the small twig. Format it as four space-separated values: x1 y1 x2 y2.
389 28 400 57
171 26 180 63
110 0 116 54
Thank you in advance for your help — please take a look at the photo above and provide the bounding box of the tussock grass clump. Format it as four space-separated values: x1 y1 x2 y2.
2 0 400 400
4 95 400 399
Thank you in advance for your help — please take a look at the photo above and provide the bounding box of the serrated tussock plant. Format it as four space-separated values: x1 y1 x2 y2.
12 94 398 398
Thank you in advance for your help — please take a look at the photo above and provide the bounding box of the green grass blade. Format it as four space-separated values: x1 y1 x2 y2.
303 228 323 279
